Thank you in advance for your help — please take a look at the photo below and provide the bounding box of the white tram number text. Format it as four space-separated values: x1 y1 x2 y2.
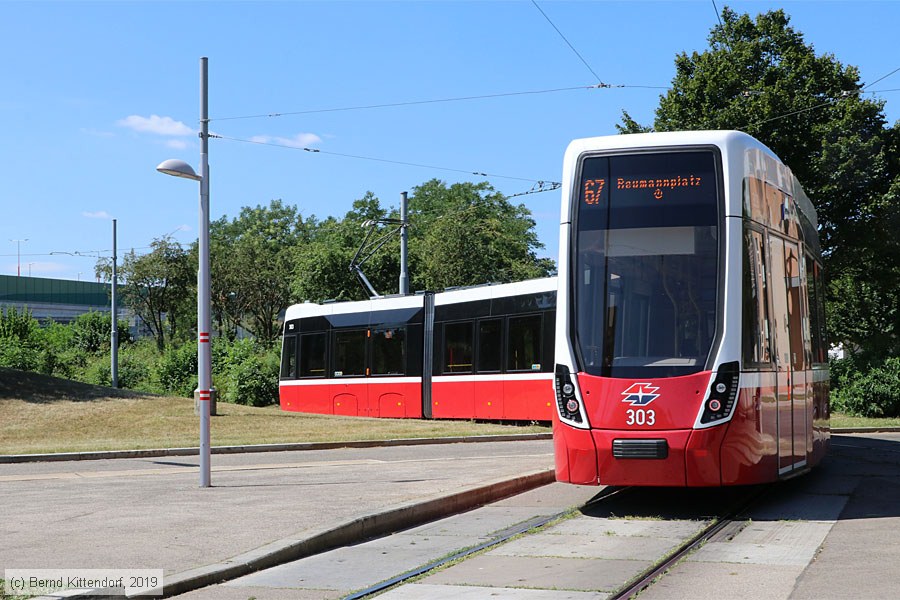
625 409 656 426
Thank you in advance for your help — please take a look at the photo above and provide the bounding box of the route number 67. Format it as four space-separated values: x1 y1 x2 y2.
625 408 656 426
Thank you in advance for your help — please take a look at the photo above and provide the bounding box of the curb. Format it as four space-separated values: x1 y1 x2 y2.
832 427 900 434
0 433 553 464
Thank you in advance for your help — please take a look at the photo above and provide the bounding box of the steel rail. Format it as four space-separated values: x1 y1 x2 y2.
608 484 773 600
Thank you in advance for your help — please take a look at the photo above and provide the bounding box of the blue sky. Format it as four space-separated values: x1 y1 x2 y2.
1 0 898 282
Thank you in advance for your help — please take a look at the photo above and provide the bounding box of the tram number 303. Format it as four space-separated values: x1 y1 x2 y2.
625 409 656 426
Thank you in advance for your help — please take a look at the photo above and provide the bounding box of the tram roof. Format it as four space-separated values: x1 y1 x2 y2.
564 130 818 227
284 276 557 322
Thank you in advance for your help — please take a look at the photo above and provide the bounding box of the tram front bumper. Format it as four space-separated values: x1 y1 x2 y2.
554 423 729 487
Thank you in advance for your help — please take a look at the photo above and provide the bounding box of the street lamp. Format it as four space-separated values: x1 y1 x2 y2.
9 239 28 276
156 56 212 488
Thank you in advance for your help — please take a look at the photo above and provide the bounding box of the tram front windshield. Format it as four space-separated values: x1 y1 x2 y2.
574 151 719 379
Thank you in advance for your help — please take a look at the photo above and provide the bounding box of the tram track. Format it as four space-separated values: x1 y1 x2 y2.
343 485 632 600
342 483 773 600
608 484 772 599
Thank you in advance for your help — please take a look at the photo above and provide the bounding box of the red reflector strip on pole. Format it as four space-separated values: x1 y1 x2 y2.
198 390 211 401
199 332 210 343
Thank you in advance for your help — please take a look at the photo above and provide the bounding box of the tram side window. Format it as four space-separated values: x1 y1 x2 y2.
299 332 326 378
808 259 828 365
372 326 406 375
334 330 366 377
477 319 502 372
444 321 473 373
281 336 297 379
742 228 772 367
508 314 542 372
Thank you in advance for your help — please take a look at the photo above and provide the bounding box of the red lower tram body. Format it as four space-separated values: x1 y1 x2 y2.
281 378 425 418
554 369 829 487
280 374 554 421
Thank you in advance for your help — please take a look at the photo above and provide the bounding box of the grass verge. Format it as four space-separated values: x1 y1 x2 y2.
830 412 900 429
0 368 548 455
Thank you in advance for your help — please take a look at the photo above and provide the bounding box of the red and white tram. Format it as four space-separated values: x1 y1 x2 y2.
553 130 829 487
279 277 557 421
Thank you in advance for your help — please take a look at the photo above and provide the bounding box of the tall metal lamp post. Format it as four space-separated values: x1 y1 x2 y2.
156 56 212 488
10 239 28 276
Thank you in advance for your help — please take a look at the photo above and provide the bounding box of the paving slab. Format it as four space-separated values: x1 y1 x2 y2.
179 585 335 600
422 554 649 592
548 517 705 540
489 531 686 561
689 520 833 566
379 583 606 600
638 561 801 600
404 505 563 538
229 531 483 592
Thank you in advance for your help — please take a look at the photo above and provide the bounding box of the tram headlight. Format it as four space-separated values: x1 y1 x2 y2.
555 364 583 424
699 361 740 425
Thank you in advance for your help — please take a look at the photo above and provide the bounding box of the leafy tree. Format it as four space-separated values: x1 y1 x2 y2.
620 7 900 359
118 237 193 352
291 184 554 302
408 179 555 291
292 192 401 302
209 199 310 344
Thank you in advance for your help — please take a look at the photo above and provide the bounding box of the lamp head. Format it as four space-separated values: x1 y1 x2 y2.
156 159 201 181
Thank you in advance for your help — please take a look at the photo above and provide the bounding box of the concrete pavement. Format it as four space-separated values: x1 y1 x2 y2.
0 439 555 597
173 433 900 600
3 433 899 599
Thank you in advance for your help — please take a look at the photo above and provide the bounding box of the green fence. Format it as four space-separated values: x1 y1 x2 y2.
0 275 109 306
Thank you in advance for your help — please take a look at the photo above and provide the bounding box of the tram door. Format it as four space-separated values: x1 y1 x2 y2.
785 242 808 468
769 237 807 474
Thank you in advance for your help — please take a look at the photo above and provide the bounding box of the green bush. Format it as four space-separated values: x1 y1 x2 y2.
224 354 278 407
0 307 39 341
82 355 112 387
120 340 163 393
52 346 88 380
79 340 160 392
71 311 132 355
832 357 900 418
221 341 279 407
0 338 42 372
156 343 198 397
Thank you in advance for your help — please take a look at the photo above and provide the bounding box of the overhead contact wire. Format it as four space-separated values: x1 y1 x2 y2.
531 0 605 85
215 134 554 184
212 85 601 122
